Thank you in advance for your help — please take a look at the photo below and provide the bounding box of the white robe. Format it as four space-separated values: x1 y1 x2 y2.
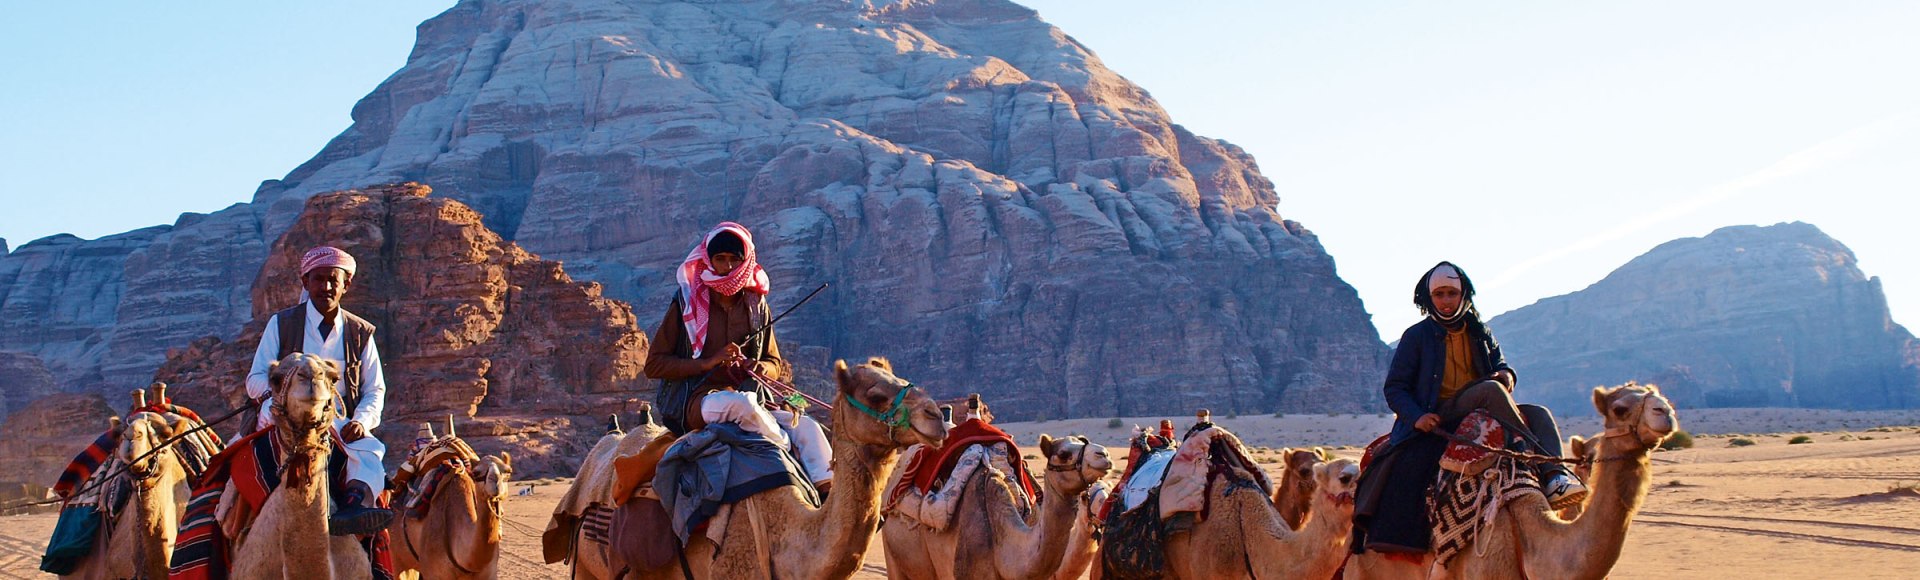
246 301 389 494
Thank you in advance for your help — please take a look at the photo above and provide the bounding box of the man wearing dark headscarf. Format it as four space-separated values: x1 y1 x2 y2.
1350 261 1584 554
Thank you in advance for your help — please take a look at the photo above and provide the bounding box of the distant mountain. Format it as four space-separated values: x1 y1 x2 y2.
1491 222 1920 412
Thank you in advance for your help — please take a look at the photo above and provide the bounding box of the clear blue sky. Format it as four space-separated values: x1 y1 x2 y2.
2 1 1915 340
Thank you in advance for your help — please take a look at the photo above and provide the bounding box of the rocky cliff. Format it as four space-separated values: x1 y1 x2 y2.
151 183 650 476
1491 222 1920 412
0 0 1387 423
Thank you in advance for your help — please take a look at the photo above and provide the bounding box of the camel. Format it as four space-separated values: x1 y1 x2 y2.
1051 480 1109 580
1345 382 1678 580
230 353 373 580
1153 455 1359 580
1270 447 1333 531
58 410 193 580
571 357 948 580
880 434 1114 580
394 452 514 579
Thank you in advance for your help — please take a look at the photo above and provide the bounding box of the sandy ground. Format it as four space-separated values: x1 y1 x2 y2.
3 408 1918 579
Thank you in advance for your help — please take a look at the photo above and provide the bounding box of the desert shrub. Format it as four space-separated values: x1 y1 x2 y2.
1789 435 1814 445
1107 418 1124 429
1272 411 1285 418
1728 438 1757 447
1659 430 1695 450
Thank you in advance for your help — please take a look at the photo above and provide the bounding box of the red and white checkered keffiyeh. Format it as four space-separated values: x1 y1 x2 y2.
301 246 357 278
676 222 770 357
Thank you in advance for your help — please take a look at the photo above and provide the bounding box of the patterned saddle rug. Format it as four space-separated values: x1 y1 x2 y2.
1427 411 1541 566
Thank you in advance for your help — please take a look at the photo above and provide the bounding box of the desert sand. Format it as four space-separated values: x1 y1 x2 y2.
3 408 1918 579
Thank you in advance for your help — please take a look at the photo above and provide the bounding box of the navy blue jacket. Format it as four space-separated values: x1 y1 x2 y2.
1383 318 1516 446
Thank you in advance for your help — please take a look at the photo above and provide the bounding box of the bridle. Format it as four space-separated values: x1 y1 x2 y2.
270 364 343 481
1046 436 1104 489
844 378 925 444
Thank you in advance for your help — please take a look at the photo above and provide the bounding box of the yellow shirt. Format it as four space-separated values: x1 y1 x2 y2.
1439 328 1480 401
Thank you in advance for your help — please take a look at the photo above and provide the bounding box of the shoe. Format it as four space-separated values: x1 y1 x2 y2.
328 504 396 536
1544 473 1588 510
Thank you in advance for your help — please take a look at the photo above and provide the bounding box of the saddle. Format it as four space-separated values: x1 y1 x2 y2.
1427 411 1540 565
886 418 1038 530
1100 423 1272 580
392 435 480 519
886 440 1033 531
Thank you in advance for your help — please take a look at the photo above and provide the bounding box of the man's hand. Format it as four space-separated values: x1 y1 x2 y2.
1415 413 1442 433
343 421 368 442
1492 369 1516 391
705 343 747 370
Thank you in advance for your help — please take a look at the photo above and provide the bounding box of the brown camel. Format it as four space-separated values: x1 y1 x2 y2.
573 357 948 580
1345 383 1678 580
881 435 1114 580
1050 480 1109 580
230 353 373 580
1270 447 1333 530
1157 456 1359 580
394 452 514 579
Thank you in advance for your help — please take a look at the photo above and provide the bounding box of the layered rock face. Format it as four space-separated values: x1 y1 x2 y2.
0 393 116 492
152 183 650 475
1491 222 1920 412
0 352 57 419
0 0 1387 422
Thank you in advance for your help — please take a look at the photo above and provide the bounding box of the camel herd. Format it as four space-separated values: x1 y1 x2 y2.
48 354 1678 579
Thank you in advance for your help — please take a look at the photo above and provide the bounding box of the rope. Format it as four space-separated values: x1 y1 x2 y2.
0 402 252 511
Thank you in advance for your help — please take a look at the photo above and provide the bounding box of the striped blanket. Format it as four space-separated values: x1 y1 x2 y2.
53 430 120 500
169 428 395 580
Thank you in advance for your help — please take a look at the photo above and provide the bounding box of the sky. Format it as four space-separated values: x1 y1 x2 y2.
2 1 1915 340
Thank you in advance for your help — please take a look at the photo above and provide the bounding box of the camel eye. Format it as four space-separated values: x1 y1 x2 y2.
1611 404 1630 417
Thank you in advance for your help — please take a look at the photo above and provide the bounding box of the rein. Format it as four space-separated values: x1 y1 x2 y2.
1430 399 1655 469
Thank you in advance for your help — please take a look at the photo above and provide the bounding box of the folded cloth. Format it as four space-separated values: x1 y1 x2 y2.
892 419 1038 504
652 423 818 543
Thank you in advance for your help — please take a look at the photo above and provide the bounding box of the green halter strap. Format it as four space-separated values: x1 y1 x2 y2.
845 384 916 430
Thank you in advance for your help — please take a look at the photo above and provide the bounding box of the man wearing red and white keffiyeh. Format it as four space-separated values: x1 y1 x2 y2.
645 223 836 490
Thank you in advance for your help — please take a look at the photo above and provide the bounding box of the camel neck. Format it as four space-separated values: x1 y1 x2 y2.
793 427 896 579
1000 474 1084 579
1520 444 1651 578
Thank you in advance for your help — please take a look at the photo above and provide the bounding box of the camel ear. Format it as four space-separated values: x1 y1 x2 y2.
865 357 892 372
1315 447 1334 462
499 452 512 469
834 360 854 394
1038 434 1059 457
268 359 287 391
1568 435 1588 458
1592 386 1612 415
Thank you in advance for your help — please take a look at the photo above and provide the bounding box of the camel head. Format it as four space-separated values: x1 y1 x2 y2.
1037 434 1113 493
833 357 948 448
476 453 514 501
1567 434 1594 481
1282 447 1332 494
119 410 178 486
1592 382 1679 451
268 352 343 431
1312 457 1360 515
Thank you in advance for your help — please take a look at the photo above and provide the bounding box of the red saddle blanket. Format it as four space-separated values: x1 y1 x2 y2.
890 419 1038 504
168 428 395 580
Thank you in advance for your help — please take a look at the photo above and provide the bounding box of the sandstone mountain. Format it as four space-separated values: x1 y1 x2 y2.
0 0 1387 435
150 183 651 476
1491 222 1920 412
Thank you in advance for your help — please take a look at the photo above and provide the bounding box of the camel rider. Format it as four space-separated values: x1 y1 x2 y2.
644 222 834 493
1351 262 1585 554
245 246 395 536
